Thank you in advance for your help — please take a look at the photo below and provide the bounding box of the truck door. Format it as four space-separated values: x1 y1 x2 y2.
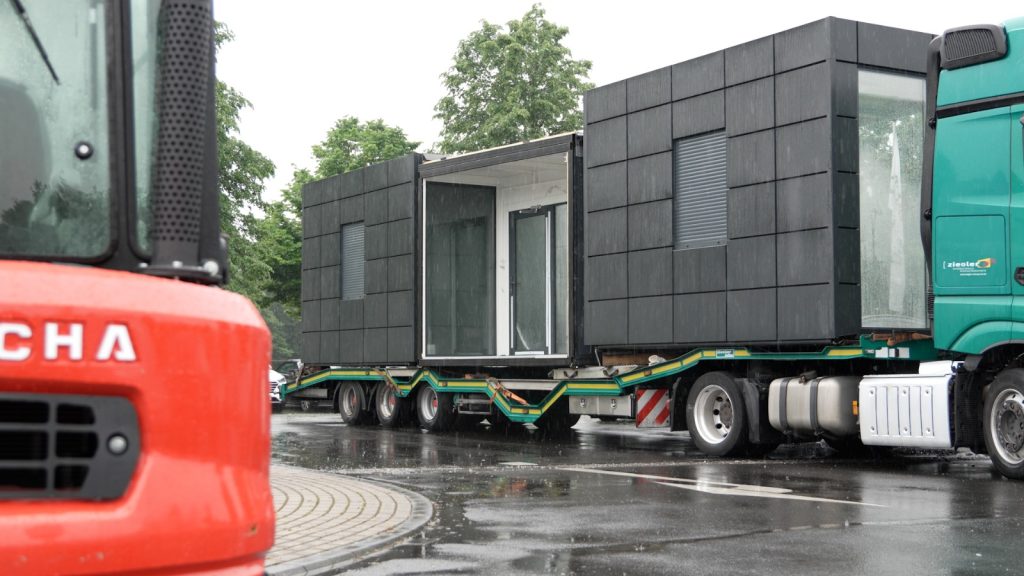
931 106 1011 351
1011 104 1024 337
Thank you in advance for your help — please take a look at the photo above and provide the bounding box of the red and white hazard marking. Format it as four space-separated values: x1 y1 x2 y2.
635 388 670 428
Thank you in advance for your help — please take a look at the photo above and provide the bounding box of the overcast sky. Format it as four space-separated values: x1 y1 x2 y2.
213 0 1020 199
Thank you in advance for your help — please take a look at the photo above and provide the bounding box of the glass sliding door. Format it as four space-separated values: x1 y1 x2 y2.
510 203 567 355
425 182 496 356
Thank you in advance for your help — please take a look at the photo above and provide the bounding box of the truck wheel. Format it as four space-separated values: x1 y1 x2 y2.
535 398 581 435
416 386 455 432
685 372 748 457
337 382 368 425
983 369 1024 480
375 384 407 428
299 399 312 412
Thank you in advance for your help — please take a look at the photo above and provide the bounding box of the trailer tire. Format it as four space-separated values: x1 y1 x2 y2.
337 382 369 425
416 386 456 432
375 384 407 428
685 372 748 457
983 369 1024 480
535 399 580 435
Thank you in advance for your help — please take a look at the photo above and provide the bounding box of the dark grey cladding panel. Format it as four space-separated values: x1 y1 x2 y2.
727 235 776 290
302 332 321 365
727 288 777 341
628 67 671 113
584 299 628 345
339 169 364 199
727 130 775 187
776 118 830 180
301 181 320 209
587 208 627 256
302 300 321 332
387 326 415 364
388 290 413 326
320 331 340 364
832 116 858 173
340 329 363 364
777 229 832 286
363 328 388 364
725 77 774 136
322 177 340 204
774 18 857 71
834 172 858 228
339 195 364 225
387 154 416 186
365 224 388 261
586 116 627 168
321 200 340 234
775 63 829 126
388 219 414 257
365 293 387 328
627 248 673 297
777 173 831 232
365 258 387 294
388 255 414 291
365 188 389 226
628 200 673 251
303 205 321 238
858 23 932 74
627 105 671 158
302 235 320 270
725 36 774 86
674 245 727 293
672 51 724 100
587 162 627 212
728 183 775 239
835 227 859 284
586 80 627 124
388 183 415 222
320 232 341 267
627 152 672 204
835 283 860 336
302 268 320 301
365 162 388 192
628 296 673 344
674 292 727 343
832 61 857 118
672 91 724 139
340 299 364 330
586 253 628 301
778 284 833 340
320 265 340 299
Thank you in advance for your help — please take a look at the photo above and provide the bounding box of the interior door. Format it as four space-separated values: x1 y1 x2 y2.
510 208 551 354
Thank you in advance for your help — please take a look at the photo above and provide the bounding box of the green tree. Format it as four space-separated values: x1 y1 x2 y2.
434 4 593 154
215 24 276 304
312 117 420 177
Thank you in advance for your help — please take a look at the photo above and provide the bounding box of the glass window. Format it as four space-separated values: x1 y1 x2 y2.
425 182 496 357
859 70 927 329
0 0 111 258
131 0 160 253
341 222 364 300
673 131 728 250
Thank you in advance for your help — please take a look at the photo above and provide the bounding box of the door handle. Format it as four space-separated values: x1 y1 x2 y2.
1016 267 1024 286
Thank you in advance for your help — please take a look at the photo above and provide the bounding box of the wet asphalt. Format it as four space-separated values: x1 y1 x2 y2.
272 411 1024 576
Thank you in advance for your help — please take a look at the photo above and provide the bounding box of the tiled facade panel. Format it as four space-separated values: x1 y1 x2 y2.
301 154 420 365
583 18 929 347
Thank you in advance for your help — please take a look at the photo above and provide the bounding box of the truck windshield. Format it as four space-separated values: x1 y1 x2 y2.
0 0 112 259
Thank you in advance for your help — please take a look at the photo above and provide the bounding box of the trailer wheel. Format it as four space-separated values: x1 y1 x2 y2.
337 382 369 425
375 384 407 428
685 372 748 457
416 386 455 432
535 398 580 435
983 369 1024 480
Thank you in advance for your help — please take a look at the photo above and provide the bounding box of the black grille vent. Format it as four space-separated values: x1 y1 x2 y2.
151 0 213 245
940 25 1006 70
0 394 139 500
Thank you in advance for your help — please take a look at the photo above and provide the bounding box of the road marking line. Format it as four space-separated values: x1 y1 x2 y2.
557 467 884 507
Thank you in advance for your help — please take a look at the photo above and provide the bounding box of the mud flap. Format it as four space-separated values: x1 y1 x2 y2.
739 378 785 445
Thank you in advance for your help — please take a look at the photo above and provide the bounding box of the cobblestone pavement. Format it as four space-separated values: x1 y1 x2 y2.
266 465 432 576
